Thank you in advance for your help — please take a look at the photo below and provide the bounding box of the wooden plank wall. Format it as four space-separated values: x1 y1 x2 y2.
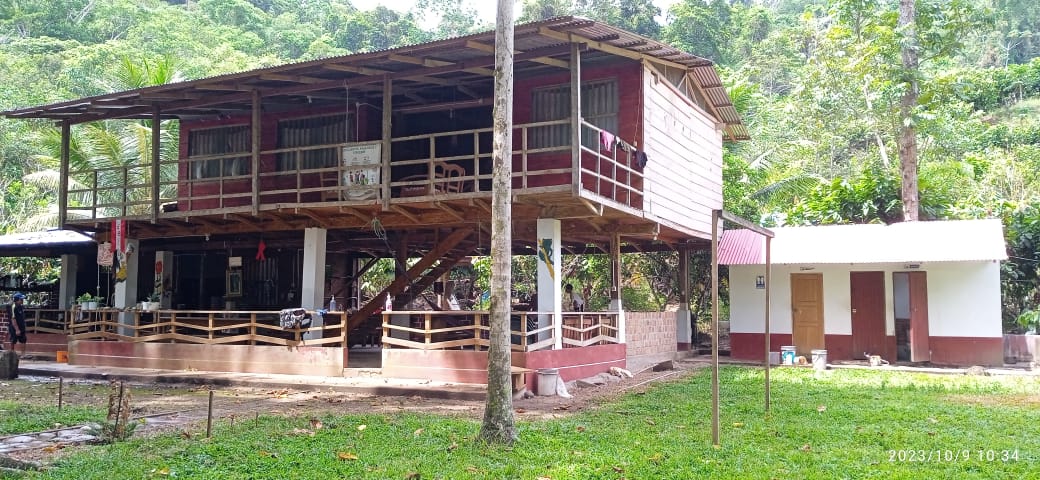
641 65 723 237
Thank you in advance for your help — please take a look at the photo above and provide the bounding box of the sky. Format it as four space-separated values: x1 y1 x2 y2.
350 0 680 26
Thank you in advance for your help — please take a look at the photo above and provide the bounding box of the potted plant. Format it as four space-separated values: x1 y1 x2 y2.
77 292 102 310
141 292 161 311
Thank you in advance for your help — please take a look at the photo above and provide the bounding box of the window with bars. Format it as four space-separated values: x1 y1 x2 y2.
276 114 353 171
530 78 618 150
188 125 251 179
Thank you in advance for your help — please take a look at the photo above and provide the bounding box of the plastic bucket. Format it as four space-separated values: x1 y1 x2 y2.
536 368 559 396
811 349 828 371
780 346 796 365
56 351 69 363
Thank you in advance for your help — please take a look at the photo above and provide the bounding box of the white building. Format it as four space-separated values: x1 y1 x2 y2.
719 219 1007 366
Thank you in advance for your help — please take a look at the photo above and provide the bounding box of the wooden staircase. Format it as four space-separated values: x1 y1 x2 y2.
346 228 476 335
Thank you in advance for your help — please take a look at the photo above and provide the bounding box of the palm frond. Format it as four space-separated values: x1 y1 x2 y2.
750 174 824 204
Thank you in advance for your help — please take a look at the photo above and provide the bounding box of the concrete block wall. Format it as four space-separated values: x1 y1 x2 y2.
625 312 676 359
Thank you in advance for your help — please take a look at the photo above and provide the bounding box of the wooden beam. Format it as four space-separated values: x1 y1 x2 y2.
259 73 326 84
342 207 371 223
388 53 453 67
719 210 773 238
471 198 492 214
578 198 603 216
464 40 568 69
251 90 261 217
151 105 161 223
299 209 332 228
381 77 392 209
390 205 420 224
537 27 689 71
570 42 582 197
59 120 70 228
347 228 473 331
434 202 465 221
710 209 720 446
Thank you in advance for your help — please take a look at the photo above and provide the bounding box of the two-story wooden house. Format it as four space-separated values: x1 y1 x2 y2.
3 17 746 388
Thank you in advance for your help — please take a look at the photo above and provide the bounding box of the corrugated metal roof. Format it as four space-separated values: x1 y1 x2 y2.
0 230 94 248
0 16 747 140
719 219 1007 265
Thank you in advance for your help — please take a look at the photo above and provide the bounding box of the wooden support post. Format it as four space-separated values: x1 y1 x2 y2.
151 105 161 222
206 389 214 438
680 244 691 349
425 313 432 346
570 41 582 196
381 77 392 208
710 209 720 446
765 236 772 413
59 120 70 228
251 90 261 216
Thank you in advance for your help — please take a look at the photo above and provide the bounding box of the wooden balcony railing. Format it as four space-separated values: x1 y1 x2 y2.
380 310 620 352
63 118 643 221
24 307 620 351
56 308 348 348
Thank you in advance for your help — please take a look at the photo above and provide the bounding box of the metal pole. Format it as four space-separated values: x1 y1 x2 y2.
207 389 214 438
711 209 720 446
764 236 772 413
58 377 64 411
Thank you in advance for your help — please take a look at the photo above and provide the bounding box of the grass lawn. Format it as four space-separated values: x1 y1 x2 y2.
12 366 1040 479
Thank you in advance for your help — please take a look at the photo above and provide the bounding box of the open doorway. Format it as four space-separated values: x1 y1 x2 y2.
892 271 930 362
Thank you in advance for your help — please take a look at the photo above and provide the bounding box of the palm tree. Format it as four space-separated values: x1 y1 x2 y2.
19 56 182 231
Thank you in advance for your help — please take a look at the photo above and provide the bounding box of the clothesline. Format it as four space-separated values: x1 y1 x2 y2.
599 130 648 169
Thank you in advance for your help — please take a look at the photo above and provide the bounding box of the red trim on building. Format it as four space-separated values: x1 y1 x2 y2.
729 333 792 361
928 336 1003 367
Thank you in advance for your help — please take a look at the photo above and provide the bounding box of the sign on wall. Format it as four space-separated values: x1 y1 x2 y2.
342 142 382 200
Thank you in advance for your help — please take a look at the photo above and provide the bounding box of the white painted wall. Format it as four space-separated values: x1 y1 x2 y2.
728 261 1002 339
924 262 1002 337
641 66 722 237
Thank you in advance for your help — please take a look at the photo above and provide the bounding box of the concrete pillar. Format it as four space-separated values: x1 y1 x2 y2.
676 247 693 350
154 251 174 308
301 228 327 340
536 218 563 348
59 254 78 310
113 239 140 335
609 233 625 343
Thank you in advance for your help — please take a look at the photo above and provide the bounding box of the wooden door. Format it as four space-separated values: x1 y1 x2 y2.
908 271 930 362
791 273 825 356
851 271 886 359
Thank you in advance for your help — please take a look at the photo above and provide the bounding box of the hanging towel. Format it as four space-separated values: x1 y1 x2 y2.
279 308 312 329
600 131 615 151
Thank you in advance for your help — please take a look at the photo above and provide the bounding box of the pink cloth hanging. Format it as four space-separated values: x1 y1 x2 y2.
600 131 615 151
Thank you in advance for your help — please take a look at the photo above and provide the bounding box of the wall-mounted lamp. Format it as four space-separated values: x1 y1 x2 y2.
799 266 815 271
903 263 921 269
755 275 766 289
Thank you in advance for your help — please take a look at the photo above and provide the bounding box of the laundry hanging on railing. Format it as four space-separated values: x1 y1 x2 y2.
600 131 616 151
278 308 313 329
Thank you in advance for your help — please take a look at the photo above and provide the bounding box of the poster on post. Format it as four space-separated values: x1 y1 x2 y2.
342 142 382 200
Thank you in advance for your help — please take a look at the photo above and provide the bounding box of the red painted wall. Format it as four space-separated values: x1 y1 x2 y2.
929 337 1003 367
177 60 647 211
178 106 361 210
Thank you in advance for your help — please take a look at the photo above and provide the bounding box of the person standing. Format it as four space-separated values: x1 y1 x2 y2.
564 283 585 312
8 292 27 356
